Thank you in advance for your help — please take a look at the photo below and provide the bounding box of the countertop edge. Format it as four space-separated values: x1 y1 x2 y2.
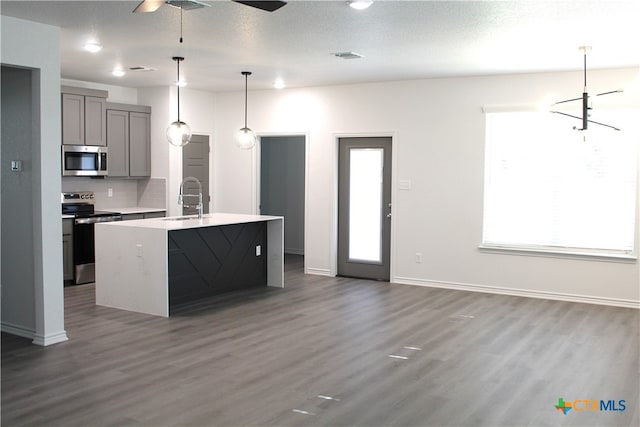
96 213 284 231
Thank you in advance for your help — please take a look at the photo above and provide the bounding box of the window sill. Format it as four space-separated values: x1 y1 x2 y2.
478 244 637 263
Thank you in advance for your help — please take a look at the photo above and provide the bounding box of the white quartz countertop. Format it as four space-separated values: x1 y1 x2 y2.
97 212 283 231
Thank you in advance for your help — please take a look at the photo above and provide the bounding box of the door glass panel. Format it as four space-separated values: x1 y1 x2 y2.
349 148 383 262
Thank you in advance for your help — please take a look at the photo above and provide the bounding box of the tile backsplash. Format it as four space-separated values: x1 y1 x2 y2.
62 177 166 210
137 178 166 209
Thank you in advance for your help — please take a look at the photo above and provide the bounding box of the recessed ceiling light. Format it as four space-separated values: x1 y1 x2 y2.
273 79 285 89
348 1 373 10
112 68 126 77
84 42 102 53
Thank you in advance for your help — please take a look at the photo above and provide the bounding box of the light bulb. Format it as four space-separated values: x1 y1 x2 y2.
235 127 257 150
348 1 373 10
84 42 102 53
166 120 192 147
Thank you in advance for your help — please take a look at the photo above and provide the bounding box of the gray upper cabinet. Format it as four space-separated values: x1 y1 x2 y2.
107 109 129 177
85 96 107 146
106 103 151 178
61 86 107 146
129 111 151 177
61 94 84 145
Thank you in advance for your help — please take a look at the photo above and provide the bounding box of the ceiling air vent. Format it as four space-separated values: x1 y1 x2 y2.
129 66 157 72
333 52 364 60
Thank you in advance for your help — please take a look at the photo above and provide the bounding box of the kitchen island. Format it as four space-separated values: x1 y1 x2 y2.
95 213 284 317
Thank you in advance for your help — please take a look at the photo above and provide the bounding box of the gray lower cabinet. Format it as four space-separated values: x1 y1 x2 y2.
143 211 166 219
107 103 151 178
61 86 108 146
62 218 74 282
121 211 166 221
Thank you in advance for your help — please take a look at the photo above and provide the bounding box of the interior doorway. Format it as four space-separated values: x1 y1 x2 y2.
259 135 306 258
337 137 392 281
182 134 210 215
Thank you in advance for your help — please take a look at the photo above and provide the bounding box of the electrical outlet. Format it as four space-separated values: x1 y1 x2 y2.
108 188 113 197
415 252 422 263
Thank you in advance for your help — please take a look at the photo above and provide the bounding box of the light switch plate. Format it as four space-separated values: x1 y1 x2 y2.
399 179 412 190
11 160 22 172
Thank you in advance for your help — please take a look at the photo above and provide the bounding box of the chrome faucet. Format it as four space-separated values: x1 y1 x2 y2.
178 176 203 219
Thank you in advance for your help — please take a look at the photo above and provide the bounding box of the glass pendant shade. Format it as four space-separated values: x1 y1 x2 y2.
235 127 257 150
167 120 192 147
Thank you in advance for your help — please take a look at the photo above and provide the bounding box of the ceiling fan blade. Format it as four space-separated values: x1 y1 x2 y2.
233 1 287 12
133 0 165 13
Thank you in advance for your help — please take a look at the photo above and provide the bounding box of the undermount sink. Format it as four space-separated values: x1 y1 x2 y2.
162 216 200 221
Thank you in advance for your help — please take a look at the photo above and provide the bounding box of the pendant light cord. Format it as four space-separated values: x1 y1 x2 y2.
180 1 184 43
176 58 182 121
244 73 248 128
583 50 587 92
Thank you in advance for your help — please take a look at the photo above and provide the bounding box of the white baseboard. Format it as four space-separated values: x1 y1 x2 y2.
393 276 640 309
306 267 333 277
1 321 35 340
32 330 69 346
2 321 69 346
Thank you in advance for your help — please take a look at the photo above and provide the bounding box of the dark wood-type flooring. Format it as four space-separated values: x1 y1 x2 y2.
2 255 639 426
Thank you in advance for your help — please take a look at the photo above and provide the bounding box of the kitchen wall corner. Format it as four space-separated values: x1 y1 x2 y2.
138 178 167 209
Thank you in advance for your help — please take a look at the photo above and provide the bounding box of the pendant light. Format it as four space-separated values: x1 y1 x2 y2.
166 56 192 147
235 71 257 150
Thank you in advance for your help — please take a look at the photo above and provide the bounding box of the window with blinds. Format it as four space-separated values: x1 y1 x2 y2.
482 109 638 258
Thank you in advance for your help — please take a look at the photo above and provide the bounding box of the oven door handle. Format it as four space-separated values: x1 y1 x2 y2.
75 215 122 225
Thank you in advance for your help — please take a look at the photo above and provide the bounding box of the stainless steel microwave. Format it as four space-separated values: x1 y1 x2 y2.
62 145 108 177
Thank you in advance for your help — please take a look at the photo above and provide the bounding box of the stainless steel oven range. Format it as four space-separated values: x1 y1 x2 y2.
62 191 122 285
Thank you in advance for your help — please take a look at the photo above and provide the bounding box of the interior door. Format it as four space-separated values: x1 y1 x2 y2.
338 137 392 281
182 134 210 215
260 135 305 255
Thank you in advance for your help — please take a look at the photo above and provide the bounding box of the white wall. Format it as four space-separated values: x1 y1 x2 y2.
180 88 216 213
213 68 640 307
61 78 138 104
1 16 68 344
139 86 216 216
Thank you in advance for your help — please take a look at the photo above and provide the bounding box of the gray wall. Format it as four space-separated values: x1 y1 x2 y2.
1 66 36 332
260 136 305 255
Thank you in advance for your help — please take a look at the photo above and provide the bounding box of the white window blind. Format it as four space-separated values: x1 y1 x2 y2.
482 109 638 256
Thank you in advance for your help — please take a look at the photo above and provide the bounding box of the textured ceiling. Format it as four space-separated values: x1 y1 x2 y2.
2 0 639 92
